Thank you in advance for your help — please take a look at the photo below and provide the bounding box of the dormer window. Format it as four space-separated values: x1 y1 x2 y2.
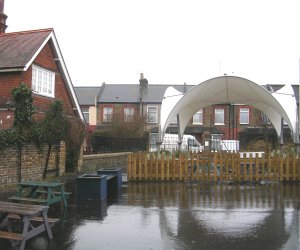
32 65 55 98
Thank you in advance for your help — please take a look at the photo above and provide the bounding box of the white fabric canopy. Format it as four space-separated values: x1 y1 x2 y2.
161 86 183 131
160 76 297 142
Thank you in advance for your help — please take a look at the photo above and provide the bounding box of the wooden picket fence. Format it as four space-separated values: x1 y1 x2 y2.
127 151 300 182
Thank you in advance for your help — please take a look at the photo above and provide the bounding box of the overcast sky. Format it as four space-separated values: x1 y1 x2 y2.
4 0 300 86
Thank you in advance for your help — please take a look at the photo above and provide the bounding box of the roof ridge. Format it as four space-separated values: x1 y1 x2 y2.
0 28 53 36
74 86 101 88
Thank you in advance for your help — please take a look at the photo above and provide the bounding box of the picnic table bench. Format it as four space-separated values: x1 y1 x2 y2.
9 181 70 208
0 201 55 250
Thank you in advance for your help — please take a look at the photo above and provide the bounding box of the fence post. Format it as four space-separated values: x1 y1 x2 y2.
242 153 247 181
297 157 300 181
166 154 170 181
144 153 148 181
139 152 142 181
249 155 253 182
133 153 137 180
201 153 206 181
184 154 189 181
292 156 296 181
261 155 265 181
286 156 290 181
172 153 175 181
267 153 272 180
191 153 195 181
280 156 283 181
225 153 229 181
213 153 217 182
179 153 183 181
161 152 165 181
127 154 132 181
236 153 240 182
196 153 200 181
150 153 154 181
219 152 223 181
155 152 159 181
255 153 259 182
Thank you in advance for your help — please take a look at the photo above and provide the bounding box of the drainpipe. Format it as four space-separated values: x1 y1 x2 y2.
297 59 300 155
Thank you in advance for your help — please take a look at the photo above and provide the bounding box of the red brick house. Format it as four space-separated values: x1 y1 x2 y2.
0 10 83 128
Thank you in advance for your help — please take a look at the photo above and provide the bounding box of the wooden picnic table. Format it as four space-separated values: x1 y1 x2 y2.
0 201 54 250
9 181 69 208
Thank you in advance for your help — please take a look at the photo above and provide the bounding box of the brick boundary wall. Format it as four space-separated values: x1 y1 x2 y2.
80 152 130 173
0 141 65 186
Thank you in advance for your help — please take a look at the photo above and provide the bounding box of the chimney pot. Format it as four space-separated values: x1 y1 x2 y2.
0 0 4 13
0 0 7 33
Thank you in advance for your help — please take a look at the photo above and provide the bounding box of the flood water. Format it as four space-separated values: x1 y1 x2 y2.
1 181 300 250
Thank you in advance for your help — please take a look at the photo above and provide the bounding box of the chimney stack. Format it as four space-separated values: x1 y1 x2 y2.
0 0 7 33
139 73 148 100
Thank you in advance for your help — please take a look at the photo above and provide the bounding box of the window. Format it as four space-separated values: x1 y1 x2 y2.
214 108 224 125
239 108 249 124
81 107 89 123
149 133 159 152
124 107 135 122
103 107 113 122
147 106 157 123
193 109 203 125
32 65 55 97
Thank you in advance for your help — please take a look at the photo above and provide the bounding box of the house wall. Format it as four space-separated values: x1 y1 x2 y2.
0 41 77 130
89 106 97 125
30 42 76 116
97 103 140 124
0 141 66 186
96 102 262 139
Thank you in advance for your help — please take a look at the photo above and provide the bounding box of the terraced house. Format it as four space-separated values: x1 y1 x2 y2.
75 73 297 152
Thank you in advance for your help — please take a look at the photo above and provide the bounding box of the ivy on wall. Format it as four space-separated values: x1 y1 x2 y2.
0 83 85 175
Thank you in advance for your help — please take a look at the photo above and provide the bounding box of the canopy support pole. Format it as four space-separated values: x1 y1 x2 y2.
157 125 162 153
177 114 182 151
280 118 284 151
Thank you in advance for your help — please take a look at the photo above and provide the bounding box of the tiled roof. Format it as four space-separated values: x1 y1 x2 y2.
99 84 140 103
74 86 102 105
0 29 52 71
99 84 195 103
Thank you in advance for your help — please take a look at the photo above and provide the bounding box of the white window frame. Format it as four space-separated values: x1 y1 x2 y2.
147 106 158 123
193 109 203 125
214 108 224 125
239 108 249 124
32 65 55 98
124 107 135 122
103 107 113 122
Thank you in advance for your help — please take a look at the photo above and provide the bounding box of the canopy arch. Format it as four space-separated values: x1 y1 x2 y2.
160 76 297 143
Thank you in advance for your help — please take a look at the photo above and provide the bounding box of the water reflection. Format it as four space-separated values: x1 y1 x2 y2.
1 183 300 250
